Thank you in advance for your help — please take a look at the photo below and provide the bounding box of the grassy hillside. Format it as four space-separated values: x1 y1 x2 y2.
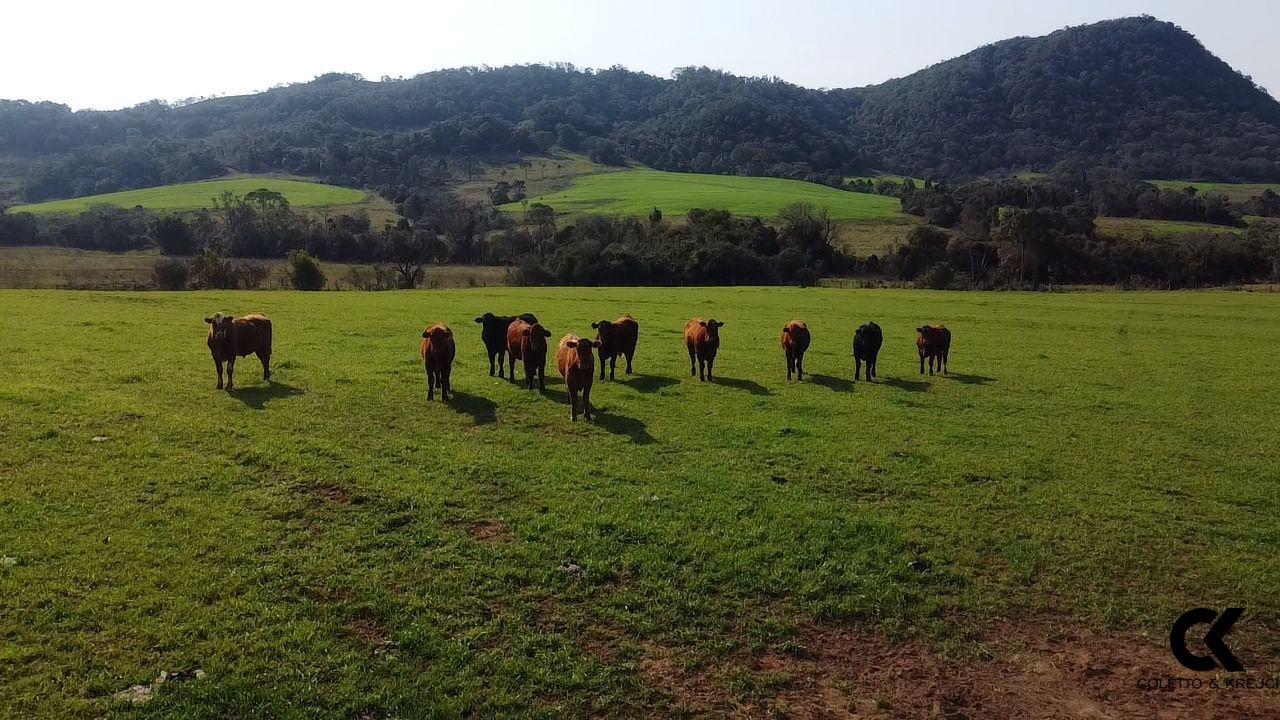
2 288 1278 717
1149 179 1280 202
1096 216 1247 239
9 176 368 216
501 169 906 223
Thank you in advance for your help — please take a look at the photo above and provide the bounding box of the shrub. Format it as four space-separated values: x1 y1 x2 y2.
919 261 955 289
286 250 326 290
237 261 270 290
152 259 189 290
187 248 240 289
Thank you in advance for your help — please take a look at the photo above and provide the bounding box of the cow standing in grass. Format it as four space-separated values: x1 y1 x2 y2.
780 320 811 381
507 318 552 390
853 322 882 381
556 334 600 421
421 323 456 401
205 312 272 391
592 315 639 380
684 318 724 381
916 325 951 375
474 312 538 377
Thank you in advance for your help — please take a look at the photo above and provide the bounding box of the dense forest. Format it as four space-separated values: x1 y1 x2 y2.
2 16 1279 206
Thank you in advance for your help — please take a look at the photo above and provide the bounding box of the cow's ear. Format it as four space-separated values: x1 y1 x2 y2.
204 317 213 324
542 329 552 337
474 316 484 323
716 321 725 327
522 328 530 336
566 340 577 348
590 322 599 329
916 327 924 333
782 326 790 334
444 328 452 336
699 320 707 327
593 341 602 348
422 331 429 338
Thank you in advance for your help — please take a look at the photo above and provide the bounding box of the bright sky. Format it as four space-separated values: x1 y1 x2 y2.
3 0 1276 110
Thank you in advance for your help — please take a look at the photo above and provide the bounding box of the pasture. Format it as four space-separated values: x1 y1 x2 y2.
8 176 368 216
1095 215 1247 239
1149 179 1280 203
500 169 906 223
2 288 1279 717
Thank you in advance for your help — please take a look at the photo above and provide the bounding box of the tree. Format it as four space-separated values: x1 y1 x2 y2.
286 250 327 290
381 221 432 288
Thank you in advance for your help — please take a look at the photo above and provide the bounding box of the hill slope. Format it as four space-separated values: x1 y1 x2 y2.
2 16 1279 205
500 169 905 221
10 176 367 215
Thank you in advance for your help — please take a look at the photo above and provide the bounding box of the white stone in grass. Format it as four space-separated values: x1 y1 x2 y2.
91 435 109 442
1 556 17 567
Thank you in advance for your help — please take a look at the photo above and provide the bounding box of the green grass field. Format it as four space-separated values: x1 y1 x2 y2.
501 169 906 222
1149 180 1280 202
2 288 1279 717
9 176 368 216
1096 215 1247 239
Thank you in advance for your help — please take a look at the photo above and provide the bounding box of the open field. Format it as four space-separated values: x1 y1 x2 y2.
2 288 1279 717
8 176 369 216
1150 179 1280 202
501 169 906 223
0 247 507 290
1096 215 1247 239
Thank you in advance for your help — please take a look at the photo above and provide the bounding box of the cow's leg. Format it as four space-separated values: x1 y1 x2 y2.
870 358 877 380
919 354 925 375
797 352 804 381
225 358 236 390
487 352 496 377
258 351 271 382
569 389 578 421
609 355 617 380
625 351 633 375
854 356 861 381
442 369 451 401
583 385 593 420
213 358 224 389
706 357 714 381
599 352 607 381
427 367 435 400
942 350 949 374
689 347 697 377
539 364 546 391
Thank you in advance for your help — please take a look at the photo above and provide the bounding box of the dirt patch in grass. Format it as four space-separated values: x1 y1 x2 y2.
311 483 354 506
468 518 513 543
626 617 1280 718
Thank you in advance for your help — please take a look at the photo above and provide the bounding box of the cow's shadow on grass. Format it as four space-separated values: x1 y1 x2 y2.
947 373 996 385
809 374 854 392
715 377 771 395
449 391 497 425
231 381 305 410
623 373 678 393
883 377 930 393
594 411 656 445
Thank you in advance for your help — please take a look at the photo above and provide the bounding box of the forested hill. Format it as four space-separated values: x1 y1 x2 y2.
849 16 1280 180
3 15 1279 204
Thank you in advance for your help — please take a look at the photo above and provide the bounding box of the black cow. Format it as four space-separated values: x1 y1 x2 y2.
475 312 538 377
853 322 882 381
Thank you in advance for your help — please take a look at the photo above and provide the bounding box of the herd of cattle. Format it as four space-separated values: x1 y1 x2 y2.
205 311 953 420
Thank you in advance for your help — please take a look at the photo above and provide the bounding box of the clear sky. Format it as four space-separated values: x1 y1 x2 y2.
2 0 1275 110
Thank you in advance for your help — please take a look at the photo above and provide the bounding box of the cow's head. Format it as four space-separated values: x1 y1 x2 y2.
592 319 615 344
475 312 495 325
422 325 453 341
205 313 235 342
700 319 724 342
522 323 552 352
565 338 600 365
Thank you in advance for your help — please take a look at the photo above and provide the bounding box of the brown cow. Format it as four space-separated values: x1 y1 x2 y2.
592 315 639 380
204 312 272 391
916 325 951 376
421 323 456 401
507 318 552 390
555 334 600 421
780 320 811 381
684 318 724 381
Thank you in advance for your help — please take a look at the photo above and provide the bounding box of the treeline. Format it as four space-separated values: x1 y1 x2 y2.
507 204 843 286
5 17 1280 205
880 171 1280 288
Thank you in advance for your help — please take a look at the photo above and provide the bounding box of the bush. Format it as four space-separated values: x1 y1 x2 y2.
347 264 398 291
238 261 270 290
187 248 240 289
919 261 955 289
152 259 189 290
286 250 326 290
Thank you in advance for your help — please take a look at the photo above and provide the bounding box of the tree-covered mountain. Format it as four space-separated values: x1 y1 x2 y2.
2 15 1278 205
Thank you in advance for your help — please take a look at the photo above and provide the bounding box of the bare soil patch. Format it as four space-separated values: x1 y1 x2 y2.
621 617 1280 718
